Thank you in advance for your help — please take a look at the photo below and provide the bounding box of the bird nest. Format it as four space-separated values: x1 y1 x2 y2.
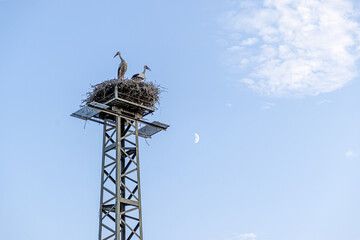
83 79 161 111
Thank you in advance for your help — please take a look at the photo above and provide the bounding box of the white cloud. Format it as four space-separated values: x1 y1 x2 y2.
234 233 257 240
345 151 354 157
317 99 332 105
262 102 276 109
239 78 255 85
241 37 259 46
221 0 360 97
228 45 243 52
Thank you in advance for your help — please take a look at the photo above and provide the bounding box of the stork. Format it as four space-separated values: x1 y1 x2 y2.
131 65 151 81
113 51 127 79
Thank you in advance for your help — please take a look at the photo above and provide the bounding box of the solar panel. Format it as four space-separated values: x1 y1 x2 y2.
138 121 170 138
71 102 110 121
71 106 101 120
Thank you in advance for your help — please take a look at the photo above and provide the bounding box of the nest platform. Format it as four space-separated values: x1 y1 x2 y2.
71 78 169 138
84 78 161 117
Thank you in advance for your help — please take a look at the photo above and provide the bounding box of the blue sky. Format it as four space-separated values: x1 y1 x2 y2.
0 0 359 240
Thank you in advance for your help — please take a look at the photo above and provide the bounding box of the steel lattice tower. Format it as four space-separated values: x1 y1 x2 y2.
72 88 169 240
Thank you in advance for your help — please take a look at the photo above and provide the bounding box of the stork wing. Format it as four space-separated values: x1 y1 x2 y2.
132 73 139 78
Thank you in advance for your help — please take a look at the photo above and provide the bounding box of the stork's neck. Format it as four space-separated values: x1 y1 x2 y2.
119 55 124 61
143 67 147 74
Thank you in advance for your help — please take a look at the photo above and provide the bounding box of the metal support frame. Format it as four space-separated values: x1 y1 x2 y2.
71 94 169 240
98 114 143 240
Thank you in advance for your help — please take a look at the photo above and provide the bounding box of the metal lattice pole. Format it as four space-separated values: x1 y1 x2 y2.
98 115 143 240
71 93 169 240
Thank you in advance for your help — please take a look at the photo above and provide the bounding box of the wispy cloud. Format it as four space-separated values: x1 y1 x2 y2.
220 0 360 97
239 78 255 85
234 233 257 240
241 37 259 46
345 151 354 157
316 99 332 105
262 102 276 109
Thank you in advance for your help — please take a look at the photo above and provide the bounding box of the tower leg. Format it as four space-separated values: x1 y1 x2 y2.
98 116 143 240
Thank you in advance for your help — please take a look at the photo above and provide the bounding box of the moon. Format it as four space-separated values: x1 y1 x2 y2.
194 133 200 144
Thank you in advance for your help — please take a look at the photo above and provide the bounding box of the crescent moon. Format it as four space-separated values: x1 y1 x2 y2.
194 133 200 144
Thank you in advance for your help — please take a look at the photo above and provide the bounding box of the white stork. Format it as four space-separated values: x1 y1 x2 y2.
131 65 151 81
113 51 127 79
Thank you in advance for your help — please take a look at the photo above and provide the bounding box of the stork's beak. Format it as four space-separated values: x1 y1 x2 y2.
146 66 151 71
113 52 119 58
